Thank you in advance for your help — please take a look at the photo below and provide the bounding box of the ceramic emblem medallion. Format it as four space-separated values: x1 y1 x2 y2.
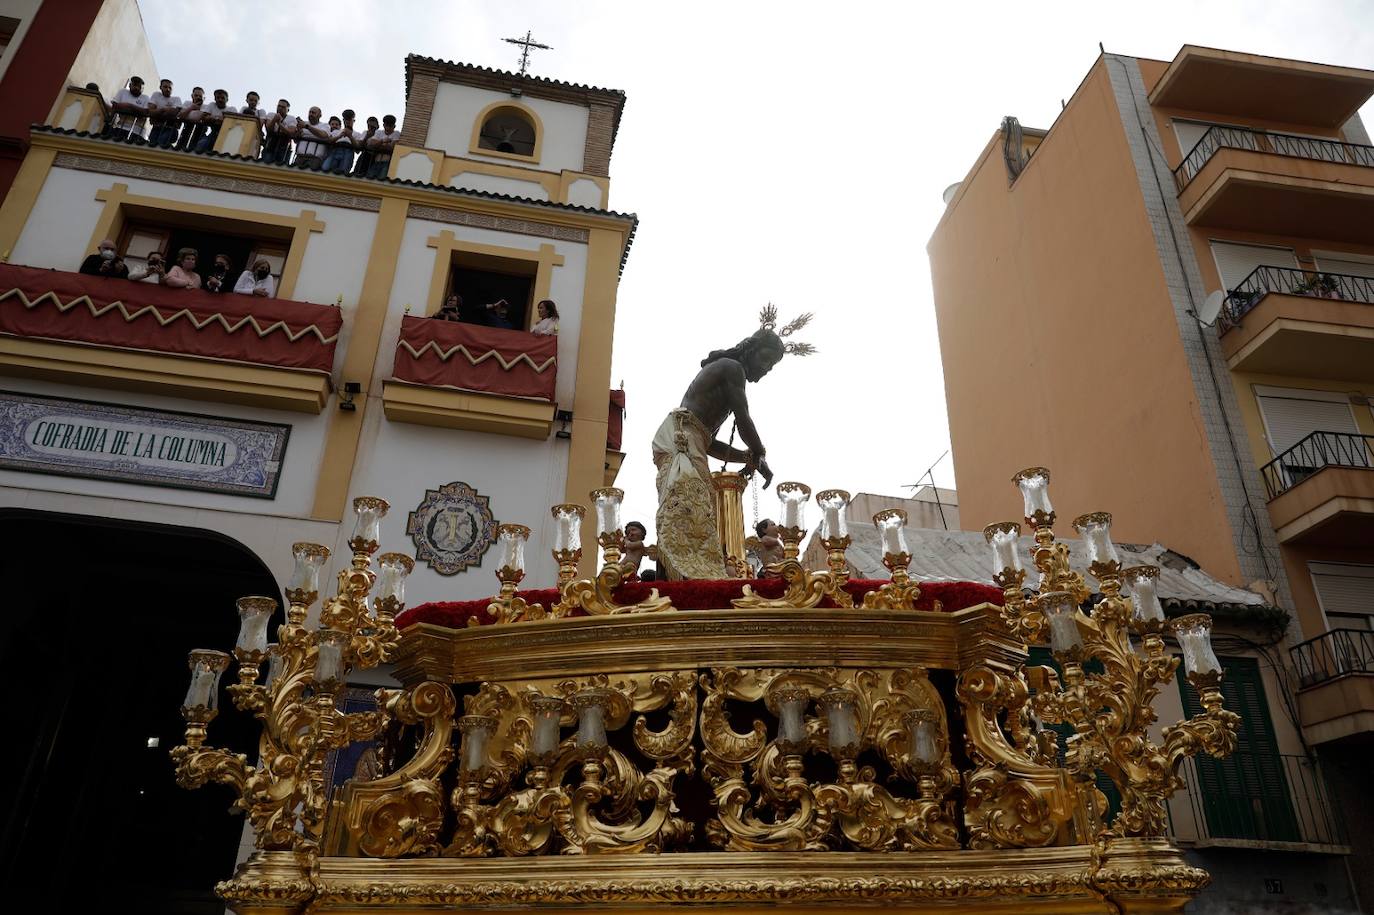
406 481 497 575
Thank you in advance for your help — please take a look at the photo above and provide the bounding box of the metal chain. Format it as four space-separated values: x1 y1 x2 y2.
751 473 759 526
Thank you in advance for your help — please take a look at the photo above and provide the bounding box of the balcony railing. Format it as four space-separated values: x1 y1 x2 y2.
1219 264 1374 332
391 314 557 401
1169 752 1347 849
1259 431 1374 499
0 263 342 373
1174 124 1374 190
1291 628 1374 689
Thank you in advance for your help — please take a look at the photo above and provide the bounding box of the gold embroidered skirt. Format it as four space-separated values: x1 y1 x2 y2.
651 409 726 580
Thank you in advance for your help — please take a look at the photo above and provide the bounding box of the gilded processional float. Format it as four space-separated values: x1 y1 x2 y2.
174 313 1239 914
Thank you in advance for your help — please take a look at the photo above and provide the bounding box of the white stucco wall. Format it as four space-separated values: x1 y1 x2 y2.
345 399 571 604
448 171 548 201
424 83 588 175
64 0 157 106
565 177 603 209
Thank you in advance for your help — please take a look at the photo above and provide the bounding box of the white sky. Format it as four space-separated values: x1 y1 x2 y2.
138 0 1374 539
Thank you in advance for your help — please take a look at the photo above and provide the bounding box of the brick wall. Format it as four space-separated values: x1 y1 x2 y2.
582 102 616 177
400 72 439 147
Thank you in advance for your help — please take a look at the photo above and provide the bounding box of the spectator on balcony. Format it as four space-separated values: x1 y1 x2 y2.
234 258 277 298
146 79 182 148
107 76 150 141
260 99 297 165
79 239 130 279
204 253 234 293
324 110 362 175
164 248 202 290
294 107 331 170
432 294 463 322
193 89 233 152
531 299 560 336
483 299 515 330
365 114 400 178
240 91 265 134
127 251 167 285
175 87 205 150
352 116 380 177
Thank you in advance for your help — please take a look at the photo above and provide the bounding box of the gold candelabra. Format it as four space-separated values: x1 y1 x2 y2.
734 482 854 608
989 468 1240 838
171 497 413 861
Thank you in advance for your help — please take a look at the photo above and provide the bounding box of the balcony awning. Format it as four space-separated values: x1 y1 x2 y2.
0 264 342 373
1149 45 1374 129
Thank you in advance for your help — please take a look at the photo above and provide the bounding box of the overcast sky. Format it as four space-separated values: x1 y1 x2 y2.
139 0 1374 539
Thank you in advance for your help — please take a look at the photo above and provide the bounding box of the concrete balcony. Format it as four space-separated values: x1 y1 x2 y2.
0 263 340 412
1259 432 1374 545
1174 127 1374 244
382 314 556 438
1217 265 1374 380
1291 629 1374 745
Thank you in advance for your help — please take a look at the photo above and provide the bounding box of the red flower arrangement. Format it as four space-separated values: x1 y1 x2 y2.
395 579 1004 631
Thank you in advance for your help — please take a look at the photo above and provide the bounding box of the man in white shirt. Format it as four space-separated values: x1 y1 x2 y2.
233 259 277 298
108 76 150 141
324 109 362 175
146 79 181 148
365 114 401 178
175 87 205 150
261 99 297 165
194 89 232 152
127 251 167 285
240 91 266 147
293 107 330 170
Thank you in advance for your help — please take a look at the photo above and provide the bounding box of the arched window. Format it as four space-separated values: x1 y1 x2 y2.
477 106 537 157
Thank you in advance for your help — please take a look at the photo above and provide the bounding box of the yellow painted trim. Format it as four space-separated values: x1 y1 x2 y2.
213 112 262 158
440 156 560 200
388 145 445 183
381 380 555 438
48 86 105 134
309 196 410 521
467 100 546 165
604 449 625 486
423 231 565 326
31 132 634 239
0 145 57 261
0 335 329 412
557 171 611 209
86 186 325 300
565 226 622 575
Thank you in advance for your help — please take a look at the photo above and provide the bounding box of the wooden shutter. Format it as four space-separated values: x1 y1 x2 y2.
1314 250 1374 280
1210 241 1297 290
1179 656 1298 842
1255 390 1359 456
1027 647 1121 823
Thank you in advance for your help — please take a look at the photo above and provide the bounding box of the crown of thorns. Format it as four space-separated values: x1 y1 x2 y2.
758 304 816 356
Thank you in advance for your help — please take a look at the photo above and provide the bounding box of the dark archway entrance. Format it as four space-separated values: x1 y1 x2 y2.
0 509 280 914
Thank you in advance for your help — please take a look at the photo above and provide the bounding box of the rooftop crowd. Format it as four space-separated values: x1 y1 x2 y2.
98 75 400 178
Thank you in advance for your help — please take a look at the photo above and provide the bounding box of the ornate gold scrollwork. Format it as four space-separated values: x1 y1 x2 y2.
700 667 959 852
552 533 676 617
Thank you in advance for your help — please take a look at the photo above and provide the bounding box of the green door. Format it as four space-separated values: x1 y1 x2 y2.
1178 656 1299 842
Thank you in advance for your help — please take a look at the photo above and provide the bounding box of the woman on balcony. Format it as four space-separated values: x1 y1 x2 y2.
530 299 560 336
164 249 203 290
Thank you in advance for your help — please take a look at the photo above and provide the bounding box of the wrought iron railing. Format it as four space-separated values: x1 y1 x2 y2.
1174 124 1374 190
1218 264 1374 332
1168 752 1347 848
1258 431 1374 499
1291 628 1374 688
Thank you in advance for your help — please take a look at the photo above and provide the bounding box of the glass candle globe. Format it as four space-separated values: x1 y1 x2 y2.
1013 467 1053 519
1073 512 1120 566
287 542 331 595
1041 591 1083 655
817 489 850 539
183 649 231 710
874 509 909 557
234 596 276 655
351 496 389 545
591 488 623 538
551 504 584 551
1124 565 1166 624
984 522 1023 576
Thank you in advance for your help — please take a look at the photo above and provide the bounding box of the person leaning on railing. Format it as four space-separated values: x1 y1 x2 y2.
127 251 167 285
164 248 202 290
175 87 205 151
261 99 298 165
106 76 150 142
364 114 400 179
78 238 129 280
293 107 331 170
194 89 232 152
146 78 182 148
431 294 463 322
233 258 276 298
530 299 560 336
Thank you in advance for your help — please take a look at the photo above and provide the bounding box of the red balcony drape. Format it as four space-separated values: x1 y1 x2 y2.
392 315 557 401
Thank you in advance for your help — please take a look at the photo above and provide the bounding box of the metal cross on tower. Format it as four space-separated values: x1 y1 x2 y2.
502 30 553 76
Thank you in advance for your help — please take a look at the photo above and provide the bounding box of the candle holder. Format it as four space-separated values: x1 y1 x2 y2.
862 509 924 610
766 684 812 758
734 482 852 609
553 491 673 617
172 509 418 862
816 488 852 577
550 503 585 588
487 523 544 624
994 468 1239 839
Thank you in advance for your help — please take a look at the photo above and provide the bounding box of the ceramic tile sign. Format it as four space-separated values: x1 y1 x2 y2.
0 391 290 498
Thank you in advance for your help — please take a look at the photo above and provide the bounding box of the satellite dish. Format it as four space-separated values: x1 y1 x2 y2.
1197 290 1225 326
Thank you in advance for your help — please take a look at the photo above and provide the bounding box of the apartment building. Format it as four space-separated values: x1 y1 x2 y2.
930 45 1374 911
0 7 635 910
